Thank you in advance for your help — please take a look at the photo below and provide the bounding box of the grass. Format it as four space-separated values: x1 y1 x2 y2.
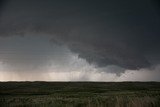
0 82 160 107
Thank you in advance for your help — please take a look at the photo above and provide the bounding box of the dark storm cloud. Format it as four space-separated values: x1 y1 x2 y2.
0 0 160 72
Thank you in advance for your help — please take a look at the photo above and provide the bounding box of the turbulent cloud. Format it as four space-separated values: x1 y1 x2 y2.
0 0 160 77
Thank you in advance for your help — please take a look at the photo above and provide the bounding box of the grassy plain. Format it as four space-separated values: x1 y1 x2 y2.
0 82 160 107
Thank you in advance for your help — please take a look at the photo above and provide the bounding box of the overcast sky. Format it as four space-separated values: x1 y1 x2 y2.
0 0 160 81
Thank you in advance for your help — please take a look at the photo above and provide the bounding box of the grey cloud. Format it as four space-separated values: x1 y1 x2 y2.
0 0 160 73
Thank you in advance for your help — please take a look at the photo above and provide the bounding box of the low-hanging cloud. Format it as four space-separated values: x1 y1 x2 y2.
0 0 160 76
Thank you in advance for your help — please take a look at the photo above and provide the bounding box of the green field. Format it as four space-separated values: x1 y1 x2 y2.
0 82 160 107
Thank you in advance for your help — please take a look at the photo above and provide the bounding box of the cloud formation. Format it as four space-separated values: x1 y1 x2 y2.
0 0 160 78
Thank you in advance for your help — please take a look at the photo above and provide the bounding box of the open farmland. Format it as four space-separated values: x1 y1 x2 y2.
0 82 160 107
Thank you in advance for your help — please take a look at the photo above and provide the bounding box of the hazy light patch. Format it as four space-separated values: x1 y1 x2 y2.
47 71 117 81
1 57 160 81
0 71 51 81
0 65 160 81
0 70 117 81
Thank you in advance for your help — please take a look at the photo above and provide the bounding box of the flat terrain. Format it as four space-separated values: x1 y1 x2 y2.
0 82 160 107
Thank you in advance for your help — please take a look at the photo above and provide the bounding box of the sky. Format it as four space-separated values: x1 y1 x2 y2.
0 0 160 81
